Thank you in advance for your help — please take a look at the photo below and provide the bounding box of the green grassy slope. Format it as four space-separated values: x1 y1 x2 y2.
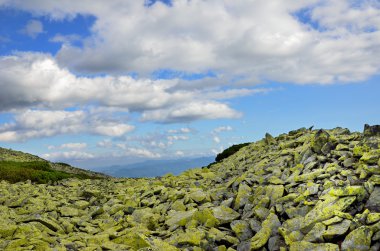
0 147 109 183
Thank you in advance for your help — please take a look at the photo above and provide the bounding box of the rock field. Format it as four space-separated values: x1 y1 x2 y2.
1 125 380 250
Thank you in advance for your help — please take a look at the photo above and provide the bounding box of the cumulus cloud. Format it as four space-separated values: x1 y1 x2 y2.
141 101 241 123
48 142 87 150
92 123 134 137
0 0 379 153
2 0 379 83
0 53 251 123
168 127 192 134
0 109 134 141
123 147 161 158
167 135 189 141
20 19 44 38
42 151 94 161
213 126 233 133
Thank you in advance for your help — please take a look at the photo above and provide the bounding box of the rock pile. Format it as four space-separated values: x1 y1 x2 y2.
1 125 380 250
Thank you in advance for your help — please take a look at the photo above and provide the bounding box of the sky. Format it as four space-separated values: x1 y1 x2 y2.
0 0 379 169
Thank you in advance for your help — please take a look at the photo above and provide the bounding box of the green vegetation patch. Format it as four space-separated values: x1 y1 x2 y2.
0 161 92 184
215 143 250 162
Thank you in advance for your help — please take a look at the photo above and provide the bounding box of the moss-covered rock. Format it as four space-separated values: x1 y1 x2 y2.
1 125 380 250
166 209 197 227
366 186 380 212
250 213 281 249
231 220 253 241
289 241 339 251
212 206 240 224
341 226 373 251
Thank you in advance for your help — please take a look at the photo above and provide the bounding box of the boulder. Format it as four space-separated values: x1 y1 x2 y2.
341 226 373 251
212 206 240 224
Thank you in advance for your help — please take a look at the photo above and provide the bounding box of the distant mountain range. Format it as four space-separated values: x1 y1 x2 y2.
97 156 215 178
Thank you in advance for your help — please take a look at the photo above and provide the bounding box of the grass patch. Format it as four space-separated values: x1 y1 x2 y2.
0 161 91 184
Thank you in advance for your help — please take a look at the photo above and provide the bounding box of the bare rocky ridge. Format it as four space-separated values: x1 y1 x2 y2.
0 125 380 250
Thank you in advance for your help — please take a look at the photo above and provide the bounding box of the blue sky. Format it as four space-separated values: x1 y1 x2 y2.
0 0 379 168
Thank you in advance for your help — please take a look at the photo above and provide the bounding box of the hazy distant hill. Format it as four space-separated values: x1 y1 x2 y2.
0 147 108 183
98 156 215 178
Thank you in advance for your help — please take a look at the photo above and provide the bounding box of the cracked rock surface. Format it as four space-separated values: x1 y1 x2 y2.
1 125 380 250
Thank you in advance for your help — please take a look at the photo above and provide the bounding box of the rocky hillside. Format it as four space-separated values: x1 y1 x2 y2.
0 147 109 183
1 125 380 250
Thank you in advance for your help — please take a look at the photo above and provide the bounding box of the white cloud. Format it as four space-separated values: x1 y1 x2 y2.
149 141 169 149
93 123 134 137
180 127 191 133
167 135 189 141
48 142 87 150
141 101 241 123
168 127 192 134
0 109 134 142
0 53 249 123
211 126 233 144
213 136 221 144
96 139 113 148
50 33 82 44
42 151 94 161
0 0 379 148
2 0 379 84
21 19 44 38
211 146 225 155
175 150 184 157
124 147 161 158
213 126 233 133
310 1 380 32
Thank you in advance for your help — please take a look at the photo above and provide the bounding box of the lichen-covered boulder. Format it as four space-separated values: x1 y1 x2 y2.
169 228 205 246
322 219 351 240
311 130 330 154
1 125 380 250
364 124 380 137
231 220 253 241
234 183 252 209
289 241 339 251
212 206 240 224
302 196 356 231
341 226 373 251
366 187 380 212
165 209 197 227
250 213 281 250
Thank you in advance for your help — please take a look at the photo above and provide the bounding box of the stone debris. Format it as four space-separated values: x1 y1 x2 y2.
1 125 380 250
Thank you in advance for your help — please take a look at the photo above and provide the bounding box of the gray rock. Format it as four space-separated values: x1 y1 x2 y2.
341 226 373 251
249 218 262 233
231 220 253 241
303 222 326 242
366 186 380 212
323 219 351 240
364 124 380 137
268 236 284 251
